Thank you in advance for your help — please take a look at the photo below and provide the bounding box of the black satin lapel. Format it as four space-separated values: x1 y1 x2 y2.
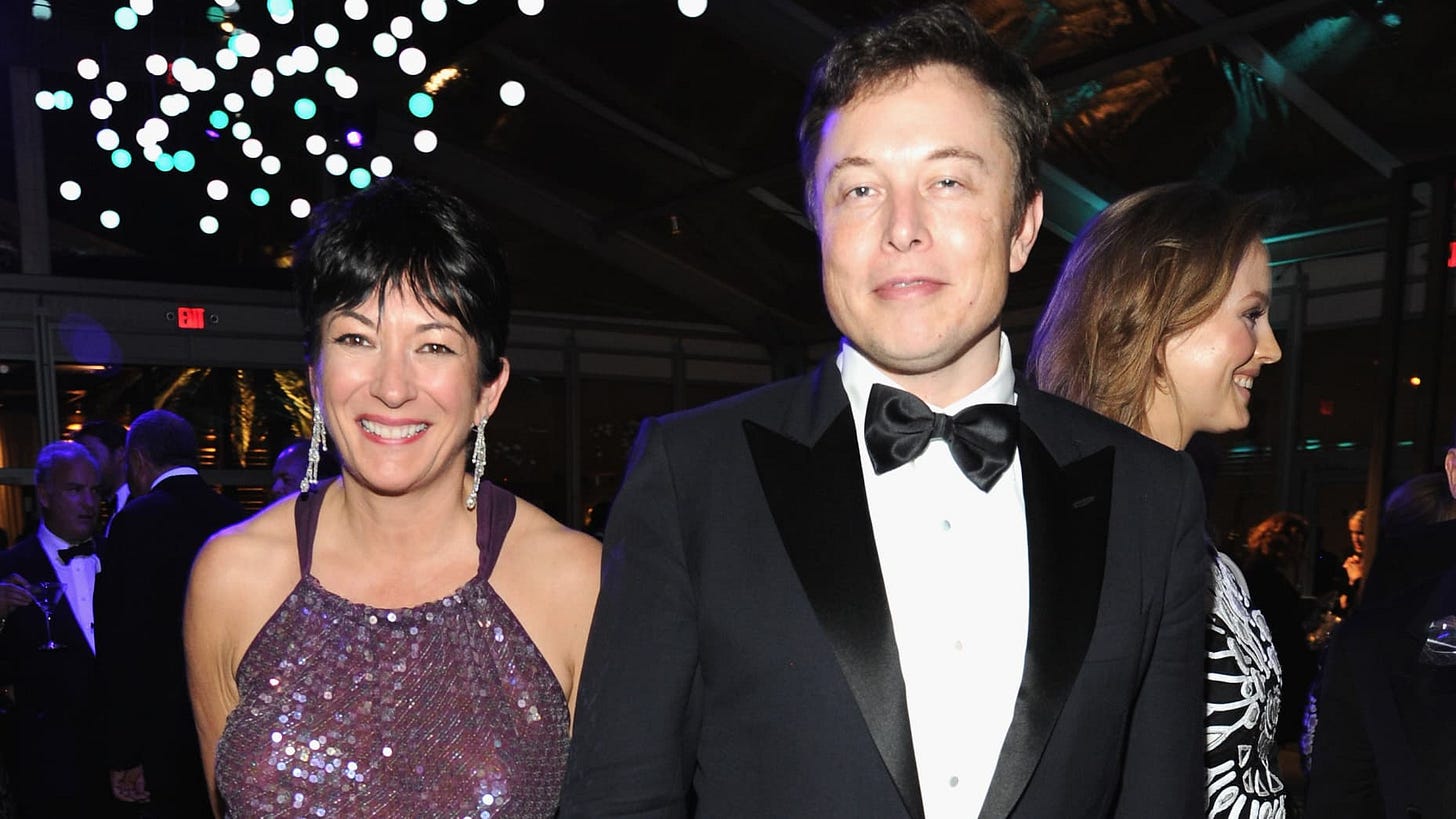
745 411 924 819
979 427 1113 819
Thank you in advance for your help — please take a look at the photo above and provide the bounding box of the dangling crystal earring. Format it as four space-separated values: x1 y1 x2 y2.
301 404 328 494
465 415 488 511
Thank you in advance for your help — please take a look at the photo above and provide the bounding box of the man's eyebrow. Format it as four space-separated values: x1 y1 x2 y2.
926 147 986 166
828 156 873 176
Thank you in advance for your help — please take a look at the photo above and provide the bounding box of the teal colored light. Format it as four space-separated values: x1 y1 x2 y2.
110 148 132 168
155 153 175 172
205 7 225 23
115 7 139 30
407 92 434 118
267 0 294 14
293 98 317 120
250 187 270 206
1381 12 1401 27
348 168 371 189
208 109 229 129
227 32 243 53
52 90 74 110
173 150 196 172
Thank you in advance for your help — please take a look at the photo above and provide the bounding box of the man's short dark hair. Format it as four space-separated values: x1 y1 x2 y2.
797 2 1051 223
126 409 199 470
292 177 511 383
76 419 128 453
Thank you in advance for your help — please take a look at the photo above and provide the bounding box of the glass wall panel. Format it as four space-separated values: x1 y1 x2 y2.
0 361 41 542
53 363 312 510
489 374 568 523
580 378 674 534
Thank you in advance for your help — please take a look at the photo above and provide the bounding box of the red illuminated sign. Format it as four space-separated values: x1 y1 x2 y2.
177 307 206 330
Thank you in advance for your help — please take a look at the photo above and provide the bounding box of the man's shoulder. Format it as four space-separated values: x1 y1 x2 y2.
1018 382 1183 468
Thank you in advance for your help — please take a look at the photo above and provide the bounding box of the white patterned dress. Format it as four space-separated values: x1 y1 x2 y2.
1205 547 1285 818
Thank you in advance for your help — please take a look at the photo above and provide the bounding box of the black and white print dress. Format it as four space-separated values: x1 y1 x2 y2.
1206 547 1286 819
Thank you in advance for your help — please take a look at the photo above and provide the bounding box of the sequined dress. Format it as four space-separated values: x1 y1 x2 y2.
1205 546 1285 818
214 480 570 818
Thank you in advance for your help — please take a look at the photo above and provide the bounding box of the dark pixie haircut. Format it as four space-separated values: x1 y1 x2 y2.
126 409 199 469
293 177 510 382
797 2 1051 223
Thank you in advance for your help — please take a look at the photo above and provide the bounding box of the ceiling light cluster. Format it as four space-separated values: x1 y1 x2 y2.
37 0 700 237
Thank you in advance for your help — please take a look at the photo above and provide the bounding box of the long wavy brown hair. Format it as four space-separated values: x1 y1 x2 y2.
1026 181 1275 436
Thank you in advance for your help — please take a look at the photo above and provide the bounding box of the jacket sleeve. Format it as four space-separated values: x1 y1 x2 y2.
95 509 149 771
1303 625 1384 816
1114 453 1208 818
558 418 701 818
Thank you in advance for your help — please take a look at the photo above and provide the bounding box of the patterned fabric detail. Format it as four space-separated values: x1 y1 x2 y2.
1206 550 1286 819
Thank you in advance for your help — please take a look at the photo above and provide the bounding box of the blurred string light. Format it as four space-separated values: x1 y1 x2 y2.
678 0 707 17
32 0 52 21
424 66 460 94
38 0 550 237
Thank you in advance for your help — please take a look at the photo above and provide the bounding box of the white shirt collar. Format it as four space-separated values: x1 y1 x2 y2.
36 521 87 555
838 332 1017 417
150 466 199 490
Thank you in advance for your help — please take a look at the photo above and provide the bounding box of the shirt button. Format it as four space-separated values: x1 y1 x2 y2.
949 776 959 788
940 520 952 532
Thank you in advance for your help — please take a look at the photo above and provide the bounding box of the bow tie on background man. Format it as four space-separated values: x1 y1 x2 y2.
863 383 1020 491
58 540 97 565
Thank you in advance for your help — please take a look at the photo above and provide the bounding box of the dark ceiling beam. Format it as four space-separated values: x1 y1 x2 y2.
375 116 814 345
1167 0 1401 177
1045 0 1336 92
484 44 813 232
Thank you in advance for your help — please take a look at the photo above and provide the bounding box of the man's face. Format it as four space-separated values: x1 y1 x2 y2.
38 455 100 543
77 434 122 493
271 444 308 499
811 63 1041 401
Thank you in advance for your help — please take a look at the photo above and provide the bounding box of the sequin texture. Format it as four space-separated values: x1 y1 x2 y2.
215 482 569 817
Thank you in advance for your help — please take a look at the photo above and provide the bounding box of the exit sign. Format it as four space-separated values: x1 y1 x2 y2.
177 306 207 330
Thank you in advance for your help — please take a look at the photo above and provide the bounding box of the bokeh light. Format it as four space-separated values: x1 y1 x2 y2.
305 134 327 155
294 97 317 120
390 16 413 38
209 109 229 129
34 91 54 111
59 181 82 201
343 0 368 21
110 148 132 168
200 215 219 234
324 154 347 175
114 7 139 29
173 150 196 172
678 0 707 18
145 54 168 76
96 128 120 150
105 81 127 102
373 33 397 58
421 0 447 23
408 92 434 118
242 138 264 159
223 93 245 112
314 23 340 48
250 188 270 207
290 198 311 218
260 155 281 175
100 210 121 229
90 98 114 120
398 48 427 76
499 80 525 107
370 156 394 177
349 168 372 189
77 59 100 80
413 129 437 153
206 179 229 200
518 0 544 14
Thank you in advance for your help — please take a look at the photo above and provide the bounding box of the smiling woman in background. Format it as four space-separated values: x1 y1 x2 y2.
185 178 599 818
1028 180 1287 818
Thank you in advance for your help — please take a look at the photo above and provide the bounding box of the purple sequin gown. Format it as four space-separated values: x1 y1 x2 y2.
215 480 570 818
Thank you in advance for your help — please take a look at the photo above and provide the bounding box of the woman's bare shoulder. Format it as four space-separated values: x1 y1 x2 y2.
508 499 601 590
192 496 303 606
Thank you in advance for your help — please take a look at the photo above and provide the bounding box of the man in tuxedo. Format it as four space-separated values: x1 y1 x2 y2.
95 409 247 817
560 5 1206 817
1305 434 1456 817
0 441 113 817
76 419 130 533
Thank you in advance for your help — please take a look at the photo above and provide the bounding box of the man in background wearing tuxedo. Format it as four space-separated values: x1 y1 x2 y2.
561 4 1205 817
0 441 113 817
96 409 247 817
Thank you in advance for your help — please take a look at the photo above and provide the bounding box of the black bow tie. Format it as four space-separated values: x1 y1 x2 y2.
58 541 96 565
863 383 1019 491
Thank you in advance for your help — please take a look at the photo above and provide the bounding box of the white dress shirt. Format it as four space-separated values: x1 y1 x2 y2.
838 334 1030 818
36 522 101 655
149 466 199 489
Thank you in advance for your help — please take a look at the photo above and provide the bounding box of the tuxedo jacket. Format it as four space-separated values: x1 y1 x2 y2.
560 360 1207 818
1306 518 1456 818
94 473 246 813
0 534 114 814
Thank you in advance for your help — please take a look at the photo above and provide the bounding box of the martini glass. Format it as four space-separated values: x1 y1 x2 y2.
31 581 66 650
